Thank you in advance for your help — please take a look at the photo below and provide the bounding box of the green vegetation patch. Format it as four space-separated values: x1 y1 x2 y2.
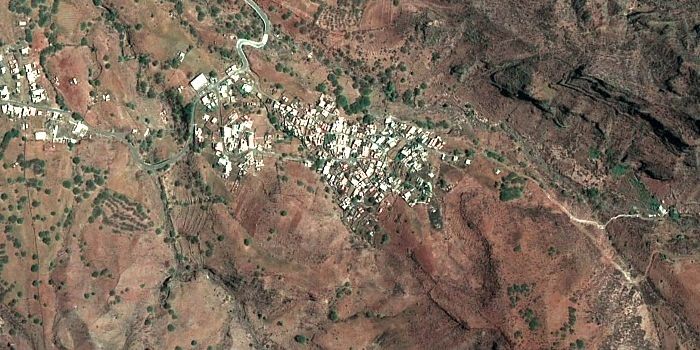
610 163 629 177
485 150 506 163
500 186 523 201
519 308 541 331
499 172 527 202
629 177 661 212
328 308 339 322
294 334 307 344
507 283 532 307
0 129 20 160
588 147 601 160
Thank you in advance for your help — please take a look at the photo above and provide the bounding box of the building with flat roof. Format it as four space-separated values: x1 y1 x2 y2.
190 73 209 91
35 131 47 141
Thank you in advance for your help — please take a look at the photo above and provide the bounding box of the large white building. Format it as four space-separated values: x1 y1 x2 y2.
189 74 209 91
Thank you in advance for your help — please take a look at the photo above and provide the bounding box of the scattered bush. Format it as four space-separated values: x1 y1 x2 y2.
293 335 307 344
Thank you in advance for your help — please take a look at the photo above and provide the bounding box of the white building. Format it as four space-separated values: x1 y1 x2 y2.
72 122 89 137
34 131 47 141
190 74 209 91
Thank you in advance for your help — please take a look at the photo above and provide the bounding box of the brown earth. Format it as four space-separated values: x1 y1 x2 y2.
0 0 698 348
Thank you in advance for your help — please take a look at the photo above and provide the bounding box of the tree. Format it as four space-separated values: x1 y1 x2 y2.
383 81 398 101
336 95 349 110
294 335 307 344
499 186 523 202
328 309 339 322
347 95 370 114
402 89 414 105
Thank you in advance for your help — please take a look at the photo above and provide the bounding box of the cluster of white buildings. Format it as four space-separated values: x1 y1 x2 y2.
0 44 88 144
190 72 220 110
206 111 268 178
271 94 444 227
1 102 55 119
189 64 271 178
0 100 89 144
0 47 47 104
37 119 89 144
24 62 47 103
189 65 255 111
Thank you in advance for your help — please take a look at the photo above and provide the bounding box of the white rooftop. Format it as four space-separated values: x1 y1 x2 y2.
190 73 209 91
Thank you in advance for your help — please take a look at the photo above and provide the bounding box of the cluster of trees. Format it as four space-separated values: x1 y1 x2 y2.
167 0 184 15
163 89 195 142
0 129 20 160
136 80 157 98
325 70 373 115
499 172 526 202
8 0 32 15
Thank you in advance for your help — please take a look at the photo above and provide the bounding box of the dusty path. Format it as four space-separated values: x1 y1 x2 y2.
540 187 666 285
541 188 663 231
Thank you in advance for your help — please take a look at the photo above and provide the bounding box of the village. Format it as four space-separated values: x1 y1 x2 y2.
0 43 91 145
0 37 452 238
184 65 453 237
269 94 446 235
187 64 271 178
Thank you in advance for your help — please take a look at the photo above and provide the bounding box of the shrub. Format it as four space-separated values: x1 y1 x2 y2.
611 164 628 177
0 128 20 160
499 186 523 201
293 335 307 344
328 309 339 322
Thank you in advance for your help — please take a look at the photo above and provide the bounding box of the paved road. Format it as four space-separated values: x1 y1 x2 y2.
92 122 195 172
1 99 71 115
236 0 271 71
138 0 270 171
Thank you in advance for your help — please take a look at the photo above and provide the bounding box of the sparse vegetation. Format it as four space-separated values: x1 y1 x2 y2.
520 308 541 331
507 283 531 307
0 129 20 160
499 172 526 202
610 163 629 177
328 309 339 322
